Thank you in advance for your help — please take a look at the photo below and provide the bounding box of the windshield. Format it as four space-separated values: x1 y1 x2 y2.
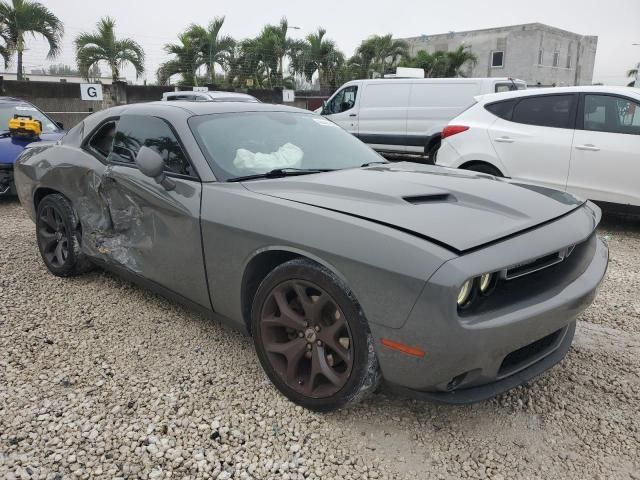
189 111 384 181
0 103 60 133
495 82 527 93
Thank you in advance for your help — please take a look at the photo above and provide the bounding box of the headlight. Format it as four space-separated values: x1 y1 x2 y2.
457 280 473 306
479 273 494 294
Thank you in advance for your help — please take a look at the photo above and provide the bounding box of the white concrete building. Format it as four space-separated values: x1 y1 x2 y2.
400 23 598 86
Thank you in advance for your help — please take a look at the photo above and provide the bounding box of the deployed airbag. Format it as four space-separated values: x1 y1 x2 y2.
233 143 303 170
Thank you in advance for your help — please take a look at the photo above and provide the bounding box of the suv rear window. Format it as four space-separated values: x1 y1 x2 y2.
485 99 517 120
511 94 576 129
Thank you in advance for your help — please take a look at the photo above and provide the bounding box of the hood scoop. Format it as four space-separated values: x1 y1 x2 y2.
403 193 453 205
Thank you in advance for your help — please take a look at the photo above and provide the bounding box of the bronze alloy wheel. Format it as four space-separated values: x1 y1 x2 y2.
35 194 92 277
37 204 70 269
259 279 353 398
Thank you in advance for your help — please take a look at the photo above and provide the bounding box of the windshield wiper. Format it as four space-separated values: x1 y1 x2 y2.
0 130 10 138
360 161 388 167
227 168 334 182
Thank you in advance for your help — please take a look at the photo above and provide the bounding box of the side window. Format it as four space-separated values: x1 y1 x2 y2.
326 86 357 114
485 99 517 120
491 51 504 68
167 94 198 101
583 94 640 135
88 121 117 158
109 115 196 177
511 94 576 129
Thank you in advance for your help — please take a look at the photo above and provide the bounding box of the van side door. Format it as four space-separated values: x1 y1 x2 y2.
357 82 411 153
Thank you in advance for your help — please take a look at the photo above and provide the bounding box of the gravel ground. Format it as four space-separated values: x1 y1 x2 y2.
1 197 639 480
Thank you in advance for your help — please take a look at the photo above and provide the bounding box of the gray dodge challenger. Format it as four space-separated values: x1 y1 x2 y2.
14 101 609 411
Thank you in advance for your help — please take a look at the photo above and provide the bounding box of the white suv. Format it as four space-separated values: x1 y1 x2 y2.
436 86 640 214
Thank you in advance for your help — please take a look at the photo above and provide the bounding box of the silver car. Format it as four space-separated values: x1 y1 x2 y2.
14 101 608 411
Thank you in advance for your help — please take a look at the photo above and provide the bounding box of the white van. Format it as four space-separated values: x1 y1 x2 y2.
319 77 526 158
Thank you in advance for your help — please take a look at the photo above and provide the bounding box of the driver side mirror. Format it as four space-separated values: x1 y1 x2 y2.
321 100 329 115
135 146 176 191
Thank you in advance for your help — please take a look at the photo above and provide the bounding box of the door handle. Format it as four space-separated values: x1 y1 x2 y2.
349 113 357 117
575 144 600 151
494 136 514 143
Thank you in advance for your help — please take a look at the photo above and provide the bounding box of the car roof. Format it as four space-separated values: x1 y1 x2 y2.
162 91 257 100
123 100 310 117
476 85 640 103
0 96 33 105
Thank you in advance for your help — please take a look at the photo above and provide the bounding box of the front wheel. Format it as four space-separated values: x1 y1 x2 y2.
36 194 92 277
251 259 380 411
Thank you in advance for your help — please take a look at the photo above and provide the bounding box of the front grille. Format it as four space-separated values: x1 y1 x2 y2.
499 328 562 376
504 244 575 280
459 234 596 318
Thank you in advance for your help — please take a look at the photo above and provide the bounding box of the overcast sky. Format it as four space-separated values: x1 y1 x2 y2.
15 0 640 85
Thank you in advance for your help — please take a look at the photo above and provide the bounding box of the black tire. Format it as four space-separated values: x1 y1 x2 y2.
251 258 380 411
36 194 92 277
464 162 503 177
426 140 441 162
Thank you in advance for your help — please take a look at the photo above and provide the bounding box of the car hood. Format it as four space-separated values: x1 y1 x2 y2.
0 132 65 165
243 162 585 253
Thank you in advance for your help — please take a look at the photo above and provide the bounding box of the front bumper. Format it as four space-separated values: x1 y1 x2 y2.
387 321 576 404
0 163 15 196
370 205 609 402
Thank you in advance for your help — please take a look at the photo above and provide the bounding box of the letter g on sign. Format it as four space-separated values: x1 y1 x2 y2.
80 83 103 101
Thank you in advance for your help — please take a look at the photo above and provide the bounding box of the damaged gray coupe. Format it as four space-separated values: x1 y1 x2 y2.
14 101 609 411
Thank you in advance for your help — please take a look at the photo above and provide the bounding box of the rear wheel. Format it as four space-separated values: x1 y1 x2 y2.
426 140 441 162
36 194 92 277
251 259 380 411
464 162 503 177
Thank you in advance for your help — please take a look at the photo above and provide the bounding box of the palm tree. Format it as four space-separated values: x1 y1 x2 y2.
0 0 63 80
401 46 477 78
235 38 271 88
444 45 477 77
0 30 11 68
291 28 344 91
356 35 408 76
157 33 202 86
75 17 145 81
187 17 235 83
350 40 377 79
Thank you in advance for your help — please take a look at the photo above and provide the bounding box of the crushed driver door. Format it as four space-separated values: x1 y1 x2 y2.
90 114 210 309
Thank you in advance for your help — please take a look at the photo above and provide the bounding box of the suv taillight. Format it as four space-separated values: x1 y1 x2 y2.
442 125 469 139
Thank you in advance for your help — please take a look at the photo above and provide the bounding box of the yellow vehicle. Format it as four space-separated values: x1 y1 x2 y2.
8 115 43 139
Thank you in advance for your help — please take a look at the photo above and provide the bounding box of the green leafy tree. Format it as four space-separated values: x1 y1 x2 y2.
291 28 345 91
157 33 202 86
75 17 145 81
443 45 477 76
187 17 235 83
401 45 477 77
0 0 63 80
356 34 408 77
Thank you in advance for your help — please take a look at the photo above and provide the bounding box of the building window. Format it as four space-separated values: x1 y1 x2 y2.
538 49 544 65
491 51 504 68
566 55 572 69
553 51 560 67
